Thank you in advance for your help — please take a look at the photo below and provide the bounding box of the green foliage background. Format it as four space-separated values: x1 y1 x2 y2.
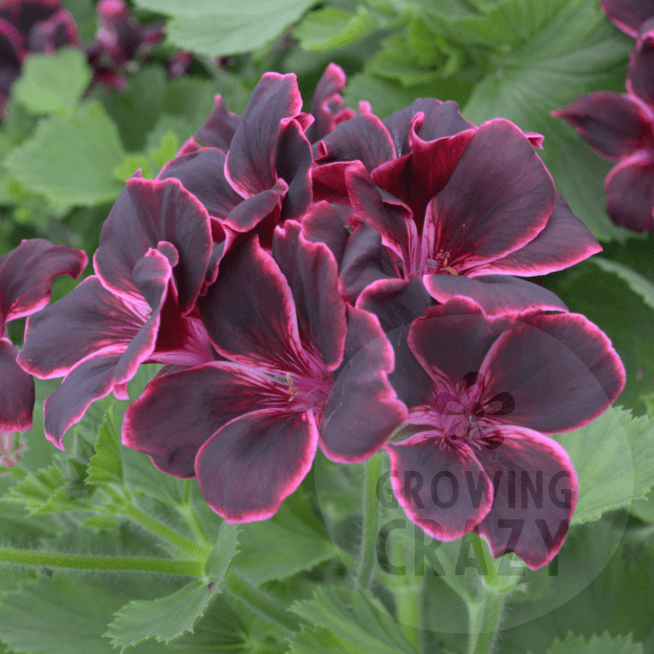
1 0 654 653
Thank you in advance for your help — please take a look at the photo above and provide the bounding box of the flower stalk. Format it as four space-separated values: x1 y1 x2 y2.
356 452 382 589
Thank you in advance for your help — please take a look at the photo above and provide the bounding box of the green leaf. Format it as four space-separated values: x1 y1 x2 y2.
100 66 167 152
134 0 316 57
531 632 644 654
13 48 92 115
105 525 240 650
294 6 378 51
0 573 190 654
235 487 334 584
590 258 654 313
630 491 654 523
290 586 418 654
543 260 654 413
461 0 633 241
552 407 654 524
4 101 126 213
5 464 88 515
114 155 152 182
368 31 461 86
122 447 186 507
86 407 124 488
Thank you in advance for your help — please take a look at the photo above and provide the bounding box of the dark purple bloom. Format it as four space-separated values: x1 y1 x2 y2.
0 0 78 113
160 72 313 247
313 112 599 314
123 222 407 522
0 239 87 433
599 0 654 37
87 0 164 90
385 297 625 569
18 178 216 447
554 88 654 232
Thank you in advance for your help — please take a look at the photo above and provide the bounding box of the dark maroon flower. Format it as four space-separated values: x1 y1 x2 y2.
123 222 407 522
599 0 654 37
88 0 164 90
317 114 599 313
0 0 78 113
305 63 355 144
385 297 625 569
160 72 313 247
18 178 216 447
0 239 87 433
554 87 654 232
167 49 193 79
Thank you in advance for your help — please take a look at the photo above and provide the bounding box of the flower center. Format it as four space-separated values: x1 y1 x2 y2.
411 373 515 449
0 432 25 472
423 249 458 276
286 371 333 412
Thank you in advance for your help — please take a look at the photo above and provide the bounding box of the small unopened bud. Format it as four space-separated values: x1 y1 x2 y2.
0 432 26 472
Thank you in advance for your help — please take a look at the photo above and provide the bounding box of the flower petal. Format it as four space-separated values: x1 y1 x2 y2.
408 298 505 389
321 305 407 462
272 221 347 370
0 338 34 432
0 238 87 323
477 194 602 276
275 118 312 221
226 73 302 197
158 148 243 220
114 249 173 385
552 92 654 160
18 276 143 379
479 312 626 433
306 63 354 144
196 408 319 522
195 94 241 151
43 353 122 449
473 426 578 570
339 218 397 304
629 33 654 106
386 436 493 540
605 151 654 232
423 274 568 316
431 119 555 271
598 0 654 37
123 362 287 477
346 161 417 268
356 276 435 409
301 201 352 265
199 236 303 371
383 98 473 158
94 175 212 313
223 178 287 235
314 113 395 170
28 8 78 53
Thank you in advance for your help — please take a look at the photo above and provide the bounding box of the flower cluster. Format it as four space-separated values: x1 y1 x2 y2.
554 0 654 232
0 0 173 114
13 64 625 570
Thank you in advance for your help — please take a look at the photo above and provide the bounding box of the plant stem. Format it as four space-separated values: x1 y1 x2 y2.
467 592 505 654
225 570 304 637
356 453 382 590
466 533 505 654
121 504 210 560
0 547 203 576
391 527 421 649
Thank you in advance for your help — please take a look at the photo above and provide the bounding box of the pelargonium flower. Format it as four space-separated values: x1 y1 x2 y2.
87 0 164 90
599 0 654 37
385 297 625 569
158 72 313 248
17 177 216 447
553 79 654 231
0 238 87 433
0 0 78 113
309 105 599 313
122 222 407 521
